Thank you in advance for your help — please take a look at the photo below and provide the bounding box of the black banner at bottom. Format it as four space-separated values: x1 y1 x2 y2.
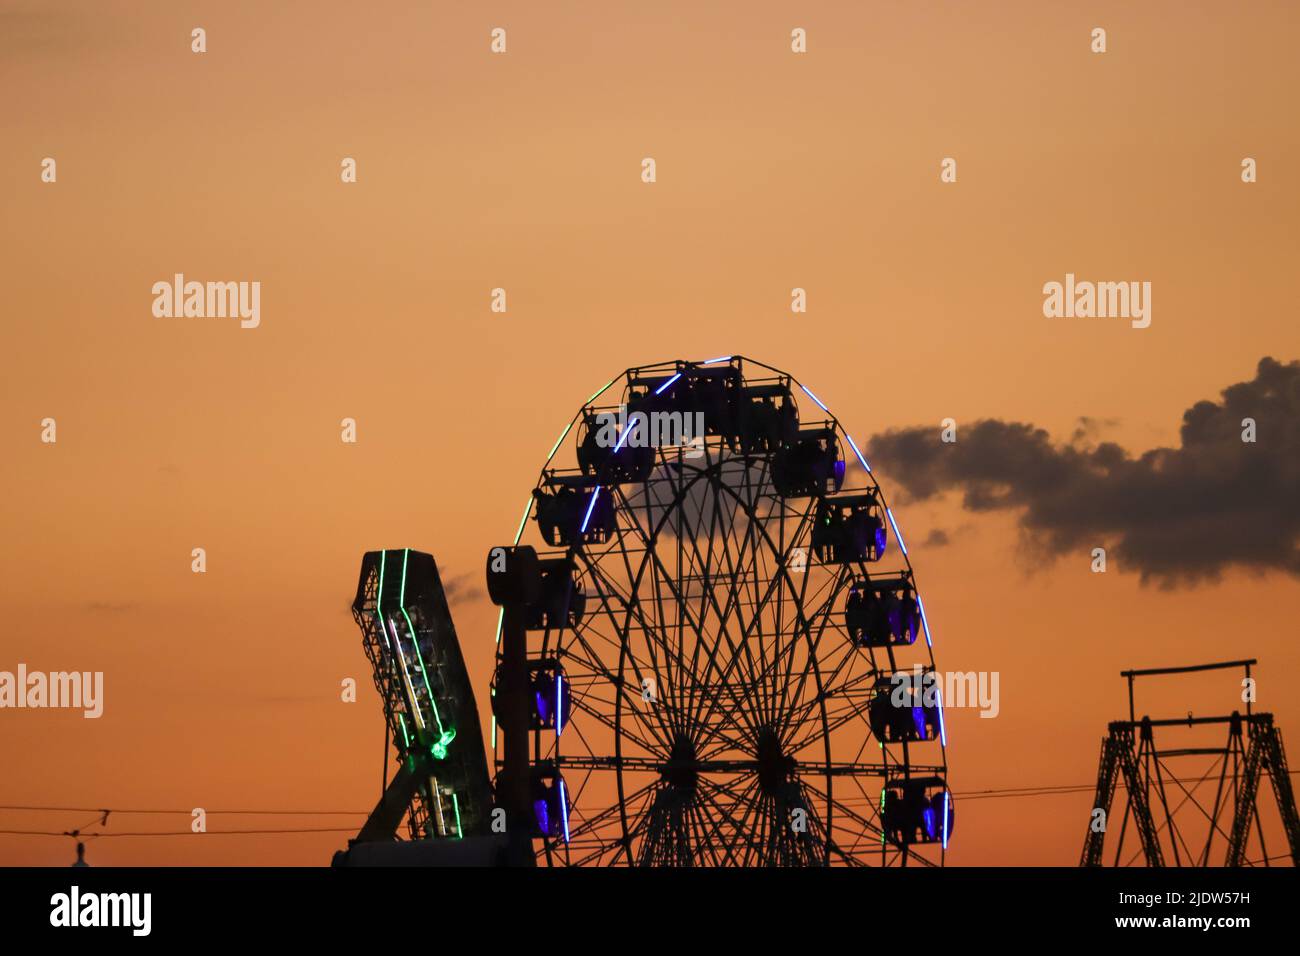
0 865 1287 942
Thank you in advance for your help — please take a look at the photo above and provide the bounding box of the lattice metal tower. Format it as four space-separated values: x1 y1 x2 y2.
1081 659 1300 867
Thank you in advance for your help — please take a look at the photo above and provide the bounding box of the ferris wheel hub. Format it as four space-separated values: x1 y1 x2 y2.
755 729 797 795
659 736 699 791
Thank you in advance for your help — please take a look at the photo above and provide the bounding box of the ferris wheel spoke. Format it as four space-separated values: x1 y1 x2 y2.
686 777 755 867
678 519 771 741
785 703 875 761
781 648 878 755
823 811 875 866
773 567 846 733
686 540 805 743
552 697 610 772
629 785 681 868
685 801 726 866
602 510 685 733
564 614 671 743
634 459 771 741
575 561 687 749
735 466 777 726
606 477 758 746
842 771 886 859
802 779 938 867
564 669 668 757
634 508 769 746
688 492 826 741
692 620 827 764
693 623 828 764
799 779 885 860
694 772 765 865
695 580 829 764
644 552 703 741
565 776 659 848
633 527 689 735
769 584 851 765
635 554 757 752
786 693 875 758
703 472 781 730
709 458 796 718
769 806 822 866
747 794 778 867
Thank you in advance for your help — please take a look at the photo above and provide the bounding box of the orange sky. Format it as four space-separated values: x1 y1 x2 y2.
2 1 1298 865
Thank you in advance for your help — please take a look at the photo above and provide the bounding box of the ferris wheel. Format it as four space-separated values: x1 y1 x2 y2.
488 356 951 866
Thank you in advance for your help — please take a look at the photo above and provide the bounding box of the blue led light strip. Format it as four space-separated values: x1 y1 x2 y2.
655 372 682 395
580 486 601 532
845 433 873 473
886 507 908 556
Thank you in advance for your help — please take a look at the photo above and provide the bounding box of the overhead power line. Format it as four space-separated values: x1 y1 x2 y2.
0 826 357 838
3 768 1297 840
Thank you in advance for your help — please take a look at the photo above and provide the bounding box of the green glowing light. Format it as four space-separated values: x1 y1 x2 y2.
431 728 456 760
401 606 444 733
586 377 617 404
400 547 408 606
396 550 447 736
547 418 576 461
513 496 531 545
452 793 463 839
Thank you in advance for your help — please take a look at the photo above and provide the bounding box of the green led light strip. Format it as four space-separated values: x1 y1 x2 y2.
378 550 426 733
400 552 440 729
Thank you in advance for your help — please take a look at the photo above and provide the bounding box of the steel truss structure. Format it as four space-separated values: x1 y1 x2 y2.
1081 659 1300 867
348 549 494 844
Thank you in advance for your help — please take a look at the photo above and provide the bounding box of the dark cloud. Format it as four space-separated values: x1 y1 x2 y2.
1070 416 1120 444
867 357 1300 587
921 528 950 548
621 455 769 539
440 572 484 604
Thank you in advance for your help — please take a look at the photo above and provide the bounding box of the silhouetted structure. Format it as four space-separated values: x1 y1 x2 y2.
489 356 951 866
334 549 499 865
1081 659 1300 867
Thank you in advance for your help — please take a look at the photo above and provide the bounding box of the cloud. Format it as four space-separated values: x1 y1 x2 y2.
866 357 1300 587
921 528 950 548
620 455 769 539
439 571 484 604
1070 416 1119 444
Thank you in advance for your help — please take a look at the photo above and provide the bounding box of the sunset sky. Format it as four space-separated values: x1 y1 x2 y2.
2 1 1298 866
